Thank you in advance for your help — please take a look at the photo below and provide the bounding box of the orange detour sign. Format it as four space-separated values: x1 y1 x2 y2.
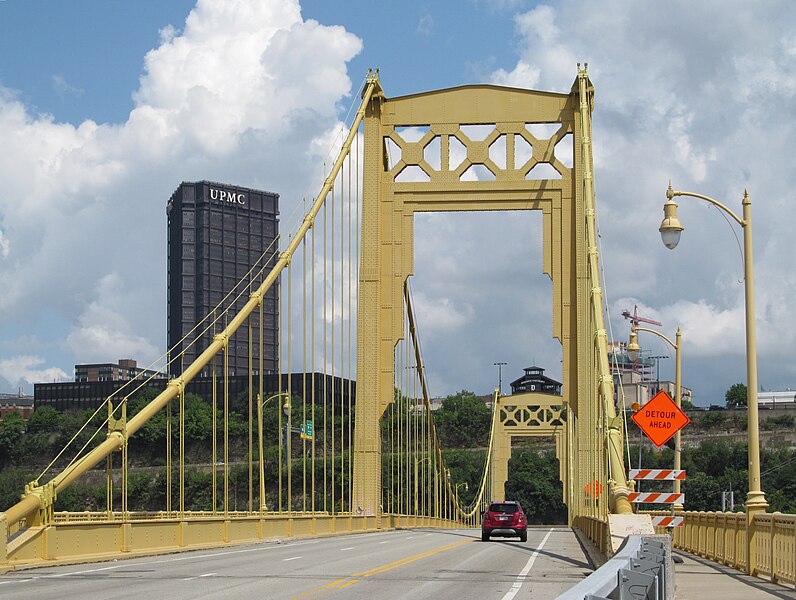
584 479 603 498
631 390 690 448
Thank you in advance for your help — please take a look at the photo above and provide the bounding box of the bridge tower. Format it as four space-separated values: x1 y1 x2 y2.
353 67 632 522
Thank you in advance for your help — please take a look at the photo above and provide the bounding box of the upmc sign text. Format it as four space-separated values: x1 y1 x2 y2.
210 188 246 205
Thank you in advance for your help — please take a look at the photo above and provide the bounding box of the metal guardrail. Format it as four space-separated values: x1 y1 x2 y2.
556 536 672 600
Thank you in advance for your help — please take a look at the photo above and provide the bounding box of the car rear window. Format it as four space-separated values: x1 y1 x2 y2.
489 503 518 513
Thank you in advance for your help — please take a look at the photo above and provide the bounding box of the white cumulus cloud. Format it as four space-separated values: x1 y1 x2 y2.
0 356 70 388
0 0 362 390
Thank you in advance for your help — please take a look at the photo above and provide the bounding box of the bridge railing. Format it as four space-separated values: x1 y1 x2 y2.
573 515 611 557
651 509 796 587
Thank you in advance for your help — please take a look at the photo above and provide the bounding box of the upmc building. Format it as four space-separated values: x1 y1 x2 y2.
167 181 279 377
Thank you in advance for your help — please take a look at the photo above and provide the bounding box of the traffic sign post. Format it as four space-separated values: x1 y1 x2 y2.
631 390 690 448
631 393 690 523
300 420 313 440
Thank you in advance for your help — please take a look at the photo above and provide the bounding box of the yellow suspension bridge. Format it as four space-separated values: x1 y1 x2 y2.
0 67 792 599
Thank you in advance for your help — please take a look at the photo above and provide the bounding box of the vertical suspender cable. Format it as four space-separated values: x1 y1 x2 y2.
166 385 172 514
311 210 316 514
302 234 308 514
259 293 265 512
106 400 113 517
166 351 172 514
248 316 253 513
278 272 284 513
121 399 128 518
285 260 293 513
224 344 229 516
405 320 410 516
212 357 217 512
331 177 336 515
179 384 185 517
339 148 345 512
323 192 328 514
349 123 356 512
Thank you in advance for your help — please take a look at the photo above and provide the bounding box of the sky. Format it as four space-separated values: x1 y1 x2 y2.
0 0 795 407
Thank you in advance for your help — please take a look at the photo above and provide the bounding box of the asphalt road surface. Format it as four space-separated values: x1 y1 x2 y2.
0 527 593 599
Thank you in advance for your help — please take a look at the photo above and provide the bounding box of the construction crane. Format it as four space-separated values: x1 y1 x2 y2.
620 305 663 377
621 305 662 329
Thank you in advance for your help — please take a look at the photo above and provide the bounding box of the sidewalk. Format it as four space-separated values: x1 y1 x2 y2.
675 550 796 599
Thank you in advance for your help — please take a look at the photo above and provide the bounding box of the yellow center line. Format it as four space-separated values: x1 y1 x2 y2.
289 538 474 600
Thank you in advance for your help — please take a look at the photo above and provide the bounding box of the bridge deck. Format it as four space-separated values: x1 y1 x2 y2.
675 550 796 599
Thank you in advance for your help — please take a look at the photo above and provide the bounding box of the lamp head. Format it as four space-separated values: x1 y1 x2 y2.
282 395 291 417
627 331 641 363
660 195 684 250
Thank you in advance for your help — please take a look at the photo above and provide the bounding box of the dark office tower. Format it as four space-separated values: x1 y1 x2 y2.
167 181 279 377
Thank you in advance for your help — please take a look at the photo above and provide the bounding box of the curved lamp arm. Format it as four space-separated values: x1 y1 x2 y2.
633 325 676 350
666 183 746 227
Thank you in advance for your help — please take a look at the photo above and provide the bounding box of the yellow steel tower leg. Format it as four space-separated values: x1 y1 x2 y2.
353 73 386 517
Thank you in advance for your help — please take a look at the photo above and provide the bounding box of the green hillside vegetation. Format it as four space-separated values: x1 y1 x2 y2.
2 388 796 521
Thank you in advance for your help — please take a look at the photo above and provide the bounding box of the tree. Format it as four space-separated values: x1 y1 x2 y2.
434 391 491 448
26 406 60 434
725 383 747 408
505 445 566 524
0 413 25 466
682 471 724 511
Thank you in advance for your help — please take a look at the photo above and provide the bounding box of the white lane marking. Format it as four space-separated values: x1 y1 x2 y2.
379 541 389 544
340 547 355 551
44 564 127 578
161 539 321 564
405 536 414 539
283 556 302 562
1 531 405 586
4 538 324 586
500 529 553 600
182 572 218 581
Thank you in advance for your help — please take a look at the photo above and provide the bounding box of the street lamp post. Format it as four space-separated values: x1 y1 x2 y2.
659 183 767 571
493 362 507 395
257 393 291 513
415 456 431 516
454 482 468 524
627 326 683 505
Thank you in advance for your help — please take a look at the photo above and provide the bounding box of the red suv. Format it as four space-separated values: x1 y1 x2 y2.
481 501 527 542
